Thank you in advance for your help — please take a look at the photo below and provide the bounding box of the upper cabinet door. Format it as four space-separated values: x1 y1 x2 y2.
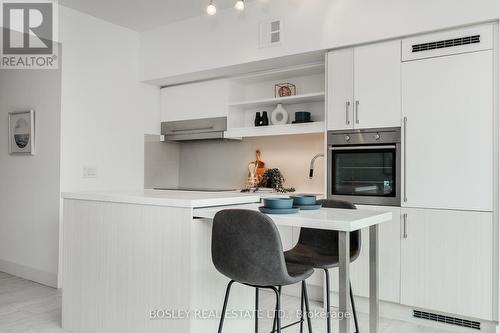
402 50 493 212
327 48 354 131
161 79 229 122
353 40 402 129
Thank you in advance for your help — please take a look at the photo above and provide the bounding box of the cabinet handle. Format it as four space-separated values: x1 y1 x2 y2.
355 100 360 124
403 116 408 203
403 213 408 239
345 101 351 125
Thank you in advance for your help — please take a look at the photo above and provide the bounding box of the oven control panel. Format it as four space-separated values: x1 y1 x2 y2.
328 127 401 146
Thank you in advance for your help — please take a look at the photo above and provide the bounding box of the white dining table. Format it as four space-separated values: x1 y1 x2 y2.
193 203 393 333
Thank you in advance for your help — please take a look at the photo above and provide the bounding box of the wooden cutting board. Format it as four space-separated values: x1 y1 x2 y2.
255 150 266 184
246 150 266 188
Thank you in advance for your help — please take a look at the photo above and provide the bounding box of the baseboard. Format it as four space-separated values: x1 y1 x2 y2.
0 259 57 288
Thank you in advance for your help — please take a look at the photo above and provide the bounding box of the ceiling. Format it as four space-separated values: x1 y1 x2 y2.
59 0 253 32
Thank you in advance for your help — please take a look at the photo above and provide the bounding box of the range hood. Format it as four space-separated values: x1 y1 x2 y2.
161 117 227 142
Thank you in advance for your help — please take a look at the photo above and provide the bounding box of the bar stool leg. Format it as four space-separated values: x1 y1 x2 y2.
350 284 359 333
324 269 331 333
270 286 282 333
271 286 282 333
302 281 313 333
300 283 304 333
255 288 259 333
218 280 235 333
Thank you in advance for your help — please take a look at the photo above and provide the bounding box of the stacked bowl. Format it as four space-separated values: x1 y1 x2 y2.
290 195 321 210
258 195 321 214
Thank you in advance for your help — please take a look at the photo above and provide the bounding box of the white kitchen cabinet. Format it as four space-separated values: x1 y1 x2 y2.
353 41 401 129
327 48 354 131
328 205 401 304
400 208 493 320
161 79 229 122
327 40 401 130
401 50 494 212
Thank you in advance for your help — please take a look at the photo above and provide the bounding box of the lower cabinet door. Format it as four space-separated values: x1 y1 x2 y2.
278 226 323 288
401 208 493 320
328 206 402 304
277 225 296 251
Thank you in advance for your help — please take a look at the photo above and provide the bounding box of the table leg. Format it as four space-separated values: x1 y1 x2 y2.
369 225 379 333
338 231 350 333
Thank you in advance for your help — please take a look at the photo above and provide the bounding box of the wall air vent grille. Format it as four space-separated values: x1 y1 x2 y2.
413 310 480 330
412 35 480 53
259 19 282 48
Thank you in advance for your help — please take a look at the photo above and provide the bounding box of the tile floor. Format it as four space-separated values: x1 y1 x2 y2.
0 271 459 333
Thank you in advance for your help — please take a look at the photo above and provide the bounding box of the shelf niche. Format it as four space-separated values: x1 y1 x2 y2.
227 63 326 138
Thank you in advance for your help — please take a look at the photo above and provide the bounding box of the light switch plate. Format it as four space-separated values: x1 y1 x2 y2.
83 166 97 178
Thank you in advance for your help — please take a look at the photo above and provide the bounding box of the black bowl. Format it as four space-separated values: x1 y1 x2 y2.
295 111 311 121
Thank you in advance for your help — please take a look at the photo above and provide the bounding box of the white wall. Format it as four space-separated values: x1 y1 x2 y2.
0 59 62 287
0 6 163 289
140 0 500 82
57 6 162 287
60 6 161 193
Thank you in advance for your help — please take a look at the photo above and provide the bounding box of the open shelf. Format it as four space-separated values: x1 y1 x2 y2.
228 92 325 108
225 121 325 138
231 63 325 84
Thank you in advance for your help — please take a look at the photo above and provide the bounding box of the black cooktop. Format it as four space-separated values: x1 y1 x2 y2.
154 187 236 192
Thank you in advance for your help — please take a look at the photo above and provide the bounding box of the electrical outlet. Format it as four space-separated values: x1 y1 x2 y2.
83 166 97 179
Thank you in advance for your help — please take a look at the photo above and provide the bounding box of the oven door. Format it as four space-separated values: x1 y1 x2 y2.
327 144 401 206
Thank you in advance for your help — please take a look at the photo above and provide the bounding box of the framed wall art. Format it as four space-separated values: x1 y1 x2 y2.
9 110 35 155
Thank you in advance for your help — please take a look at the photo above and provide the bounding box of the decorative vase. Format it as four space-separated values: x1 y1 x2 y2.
261 111 269 126
254 112 262 127
271 104 289 125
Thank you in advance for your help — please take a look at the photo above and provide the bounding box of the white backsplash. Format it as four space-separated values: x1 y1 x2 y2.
177 133 325 193
144 134 181 189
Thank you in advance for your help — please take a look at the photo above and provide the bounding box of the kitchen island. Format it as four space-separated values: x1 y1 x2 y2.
61 190 391 333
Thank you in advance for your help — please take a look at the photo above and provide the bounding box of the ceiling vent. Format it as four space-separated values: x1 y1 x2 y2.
260 19 281 48
412 35 480 53
413 310 480 330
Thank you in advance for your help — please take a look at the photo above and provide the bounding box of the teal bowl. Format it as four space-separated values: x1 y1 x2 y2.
290 195 317 206
263 197 293 209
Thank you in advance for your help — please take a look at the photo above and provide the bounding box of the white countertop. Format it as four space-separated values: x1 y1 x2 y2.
194 203 392 232
62 190 261 208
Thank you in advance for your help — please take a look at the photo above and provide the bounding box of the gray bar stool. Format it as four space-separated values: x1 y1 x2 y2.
284 199 361 333
212 209 314 333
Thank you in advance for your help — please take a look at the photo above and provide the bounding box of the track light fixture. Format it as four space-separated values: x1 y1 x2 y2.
207 0 245 15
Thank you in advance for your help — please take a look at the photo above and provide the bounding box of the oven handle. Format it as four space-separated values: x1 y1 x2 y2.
328 145 396 151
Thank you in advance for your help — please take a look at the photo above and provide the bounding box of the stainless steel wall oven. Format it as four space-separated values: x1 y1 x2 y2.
327 128 401 206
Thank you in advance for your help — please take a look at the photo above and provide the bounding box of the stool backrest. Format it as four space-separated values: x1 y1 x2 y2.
212 209 288 286
297 199 361 259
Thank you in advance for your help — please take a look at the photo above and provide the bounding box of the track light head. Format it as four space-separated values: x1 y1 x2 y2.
235 0 245 11
206 1 216 15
